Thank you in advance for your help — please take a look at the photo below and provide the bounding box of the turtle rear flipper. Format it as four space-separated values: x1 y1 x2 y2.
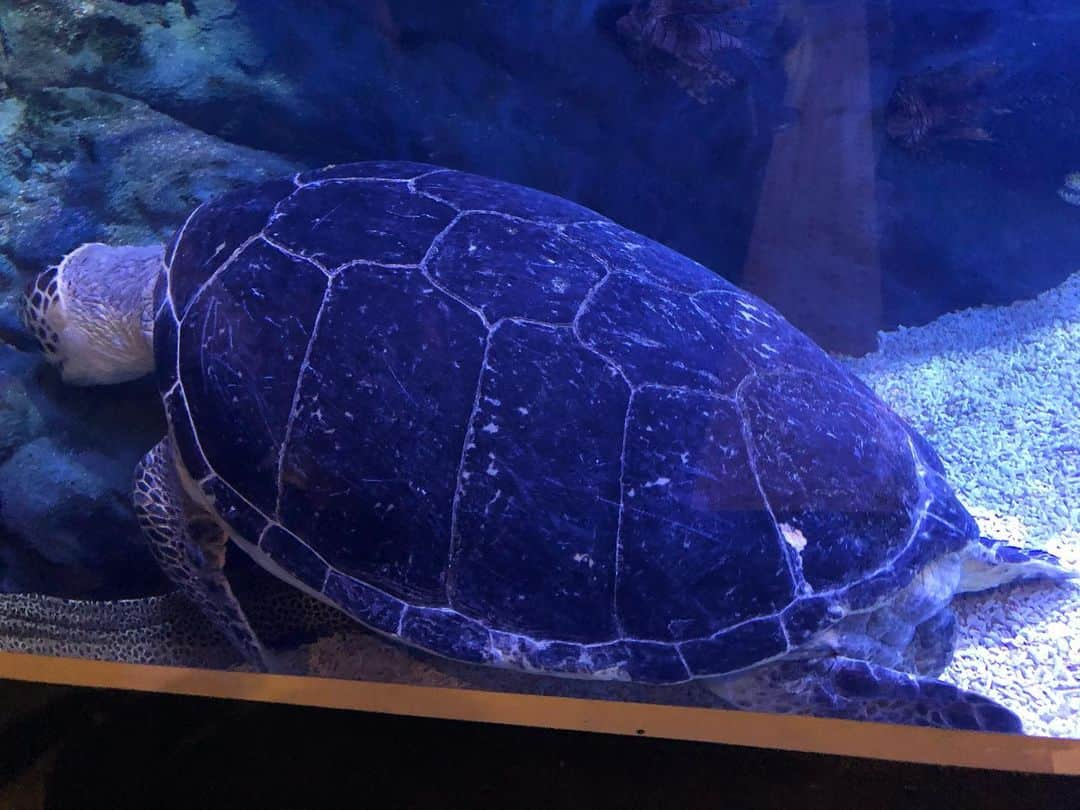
706 656 1022 733
134 438 274 672
958 537 1078 594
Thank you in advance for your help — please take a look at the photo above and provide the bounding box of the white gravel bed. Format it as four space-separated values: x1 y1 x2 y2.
840 272 1080 738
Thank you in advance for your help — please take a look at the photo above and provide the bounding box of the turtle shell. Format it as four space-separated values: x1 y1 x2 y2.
155 161 978 683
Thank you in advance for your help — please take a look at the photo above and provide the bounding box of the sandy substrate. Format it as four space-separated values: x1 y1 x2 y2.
840 273 1080 738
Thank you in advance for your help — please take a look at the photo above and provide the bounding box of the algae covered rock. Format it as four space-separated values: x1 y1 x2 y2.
0 86 303 268
0 253 31 350
0 343 171 596
0 374 44 461
0 437 165 597
0 81 299 600
0 0 294 142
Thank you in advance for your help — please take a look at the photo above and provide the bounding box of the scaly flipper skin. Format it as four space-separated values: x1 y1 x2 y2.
707 656 1022 733
133 438 273 671
960 537 1077 593
29 164 1070 720
905 607 958 677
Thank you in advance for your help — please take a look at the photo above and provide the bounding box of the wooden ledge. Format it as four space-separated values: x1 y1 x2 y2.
0 651 1076 775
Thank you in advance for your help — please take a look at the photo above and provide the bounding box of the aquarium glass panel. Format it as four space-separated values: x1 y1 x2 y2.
0 0 1076 740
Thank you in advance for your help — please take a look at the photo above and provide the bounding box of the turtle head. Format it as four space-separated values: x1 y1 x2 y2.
20 242 163 386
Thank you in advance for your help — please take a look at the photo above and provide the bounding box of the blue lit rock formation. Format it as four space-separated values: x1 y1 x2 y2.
0 254 26 349
0 87 301 267
0 437 150 592
0 84 301 598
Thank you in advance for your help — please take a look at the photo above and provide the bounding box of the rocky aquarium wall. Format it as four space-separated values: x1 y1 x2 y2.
0 0 1077 743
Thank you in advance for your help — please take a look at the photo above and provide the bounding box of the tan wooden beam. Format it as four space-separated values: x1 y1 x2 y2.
0 652 1076 775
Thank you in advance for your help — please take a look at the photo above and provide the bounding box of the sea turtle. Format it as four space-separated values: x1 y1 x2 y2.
20 161 1072 732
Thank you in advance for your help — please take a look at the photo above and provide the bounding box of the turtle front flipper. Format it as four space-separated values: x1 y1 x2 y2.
705 657 1023 733
133 438 274 672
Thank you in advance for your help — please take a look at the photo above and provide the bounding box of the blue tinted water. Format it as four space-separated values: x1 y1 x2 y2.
0 0 1076 737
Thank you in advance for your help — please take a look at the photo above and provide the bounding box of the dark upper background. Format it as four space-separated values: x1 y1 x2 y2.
0 0 1078 597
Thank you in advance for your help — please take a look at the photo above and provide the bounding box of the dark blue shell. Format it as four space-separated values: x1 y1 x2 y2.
156 162 977 683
